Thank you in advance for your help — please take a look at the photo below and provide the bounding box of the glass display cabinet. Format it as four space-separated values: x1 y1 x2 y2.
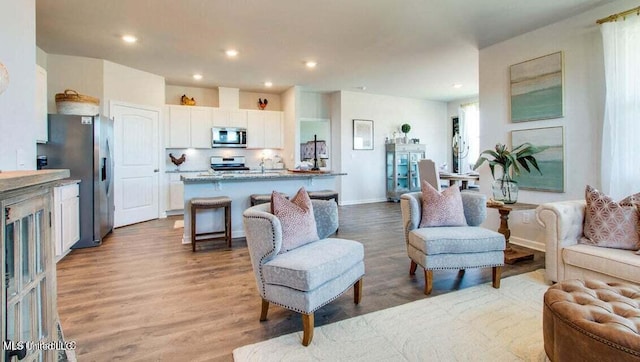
2 172 67 362
386 144 426 201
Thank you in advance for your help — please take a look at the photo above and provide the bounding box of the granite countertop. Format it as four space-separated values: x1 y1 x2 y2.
0 169 71 192
182 170 346 183
165 169 209 174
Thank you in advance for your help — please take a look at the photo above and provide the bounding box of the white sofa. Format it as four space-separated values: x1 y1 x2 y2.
536 200 640 285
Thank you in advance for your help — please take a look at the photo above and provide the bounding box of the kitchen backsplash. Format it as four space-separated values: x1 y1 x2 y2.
165 148 285 171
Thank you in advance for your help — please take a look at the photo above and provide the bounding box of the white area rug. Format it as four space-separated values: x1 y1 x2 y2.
173 220 184 229
233 269 550 361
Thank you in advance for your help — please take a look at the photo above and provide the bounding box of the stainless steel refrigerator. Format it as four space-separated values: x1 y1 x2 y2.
37 114 114 248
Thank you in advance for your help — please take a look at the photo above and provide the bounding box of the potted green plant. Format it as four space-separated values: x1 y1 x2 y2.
473 142 546 203
401 123 411 143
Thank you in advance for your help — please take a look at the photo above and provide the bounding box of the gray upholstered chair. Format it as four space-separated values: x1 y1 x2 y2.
243 200 364 346
400 191 505 294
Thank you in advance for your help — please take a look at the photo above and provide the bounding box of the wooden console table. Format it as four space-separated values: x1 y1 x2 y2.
486 202 538 264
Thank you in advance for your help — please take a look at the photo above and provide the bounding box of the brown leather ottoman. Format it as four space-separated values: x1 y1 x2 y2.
543 279 640 362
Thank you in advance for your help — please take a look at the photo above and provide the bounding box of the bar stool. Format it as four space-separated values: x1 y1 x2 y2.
250 192 288 206
307 190 339 204
190 196 232 252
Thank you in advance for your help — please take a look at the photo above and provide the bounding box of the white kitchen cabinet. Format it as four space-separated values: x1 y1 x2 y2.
35 65 48 143
189 107 213 148
166 105 212 148
53 183 80 259
247 110 283 149
212 108 248 128
168 173 185 211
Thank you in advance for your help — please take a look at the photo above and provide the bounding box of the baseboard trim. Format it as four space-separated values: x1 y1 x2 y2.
510 236 545 252
166 209 184 217
340 198 388 206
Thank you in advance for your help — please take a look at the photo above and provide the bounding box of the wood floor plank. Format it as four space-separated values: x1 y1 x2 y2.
56 201 544 361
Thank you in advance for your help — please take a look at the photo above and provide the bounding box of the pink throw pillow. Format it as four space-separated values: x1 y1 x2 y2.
271 187 319 253
580 185 640 250
419 180 467 228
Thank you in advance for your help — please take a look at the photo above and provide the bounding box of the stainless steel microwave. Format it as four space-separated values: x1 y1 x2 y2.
212 127 247 148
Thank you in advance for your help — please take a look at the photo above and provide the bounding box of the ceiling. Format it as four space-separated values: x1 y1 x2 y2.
36 0 614 102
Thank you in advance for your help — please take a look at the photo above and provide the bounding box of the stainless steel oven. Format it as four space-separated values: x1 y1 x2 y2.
212 127 247 148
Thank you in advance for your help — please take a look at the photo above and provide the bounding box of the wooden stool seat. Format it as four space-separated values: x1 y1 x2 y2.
190 196 232 252
250 192 288 206
307 190 339 204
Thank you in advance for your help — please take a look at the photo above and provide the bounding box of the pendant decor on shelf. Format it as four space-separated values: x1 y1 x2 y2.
180 94 196 106
401 123 411 144
258 98 268 110
0 61 9 95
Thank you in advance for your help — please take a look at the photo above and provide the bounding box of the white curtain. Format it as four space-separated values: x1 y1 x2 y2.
601 15 640 199
459 102 480 173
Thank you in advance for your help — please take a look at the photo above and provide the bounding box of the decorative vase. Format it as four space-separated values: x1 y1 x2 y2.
491 177 518 204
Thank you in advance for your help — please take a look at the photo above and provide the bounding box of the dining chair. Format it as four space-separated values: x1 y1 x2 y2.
418 159 442 191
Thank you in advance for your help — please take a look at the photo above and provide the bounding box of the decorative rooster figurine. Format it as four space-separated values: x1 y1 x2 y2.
258 98 268 110
180 94 196 106
169 153 186 168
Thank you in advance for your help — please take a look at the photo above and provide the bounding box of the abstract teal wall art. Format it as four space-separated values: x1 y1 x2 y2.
511 126 564 192
510 52 563 122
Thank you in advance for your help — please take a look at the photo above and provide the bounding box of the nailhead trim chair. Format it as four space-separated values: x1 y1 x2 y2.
243 200 364 346
400 191 505 294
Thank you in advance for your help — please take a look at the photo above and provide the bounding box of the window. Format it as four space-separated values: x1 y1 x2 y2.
600 14 640 199
459 102 479 173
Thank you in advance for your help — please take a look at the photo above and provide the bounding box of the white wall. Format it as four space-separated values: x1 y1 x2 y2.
301 91 331 119
336 91 447 204
103 60 165 117
46 55 104 114
478 0 637 250
281 86 300 167
165 85 219 107
240 91 281 111
0 0 36 170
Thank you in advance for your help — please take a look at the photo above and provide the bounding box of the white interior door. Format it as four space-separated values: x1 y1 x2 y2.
111 102 160 227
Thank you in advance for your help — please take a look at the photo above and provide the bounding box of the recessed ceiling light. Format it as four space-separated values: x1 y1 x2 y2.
452 83 463 88
264 81 273 87
122 35 137 43
193 74 203 80
226 49 239 57
357 86 367 91
305 61 317 69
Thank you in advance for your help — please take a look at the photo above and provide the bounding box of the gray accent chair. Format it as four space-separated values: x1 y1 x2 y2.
243 200 364 346
400 191 505 295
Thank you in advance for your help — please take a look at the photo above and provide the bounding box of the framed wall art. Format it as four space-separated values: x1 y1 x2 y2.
510 52 563 122
511 126 564 192
353 119 373 150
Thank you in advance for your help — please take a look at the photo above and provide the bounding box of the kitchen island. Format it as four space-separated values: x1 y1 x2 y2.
180 171 345 244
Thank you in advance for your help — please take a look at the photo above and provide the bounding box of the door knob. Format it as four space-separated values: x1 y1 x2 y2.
153 169 159 173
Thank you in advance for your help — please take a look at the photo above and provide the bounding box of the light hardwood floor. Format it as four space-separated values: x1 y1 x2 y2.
56 202 544 361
